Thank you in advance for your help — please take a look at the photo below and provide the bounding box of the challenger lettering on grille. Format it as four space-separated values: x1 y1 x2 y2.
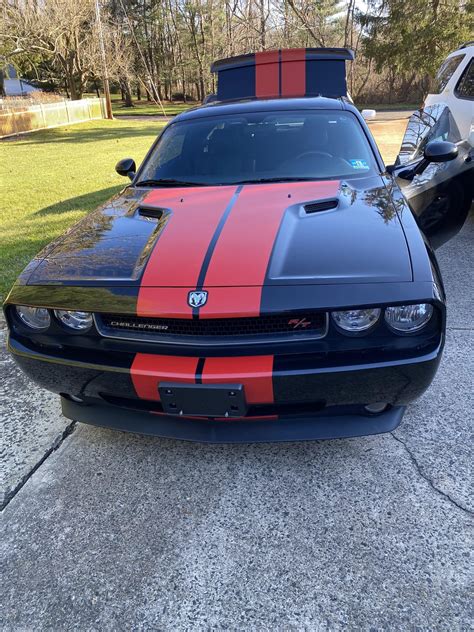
109 320 169 331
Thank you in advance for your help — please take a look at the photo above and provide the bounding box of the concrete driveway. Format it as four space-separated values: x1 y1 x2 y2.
1 224 473 626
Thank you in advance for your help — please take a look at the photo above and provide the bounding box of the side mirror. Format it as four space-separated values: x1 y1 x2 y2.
115 158 136 180
361 109 376 121
423 140 458 163
395 140 458 181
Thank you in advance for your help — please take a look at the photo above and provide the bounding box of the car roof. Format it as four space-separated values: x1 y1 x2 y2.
173 96 353 123
448 43 473 57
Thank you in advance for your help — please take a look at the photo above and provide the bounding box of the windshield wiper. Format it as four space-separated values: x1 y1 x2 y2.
136 177 323 187
135 178 206 187
230 177 320 184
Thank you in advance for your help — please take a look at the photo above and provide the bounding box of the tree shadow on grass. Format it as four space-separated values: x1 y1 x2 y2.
2 186 124 296
34 186 122 216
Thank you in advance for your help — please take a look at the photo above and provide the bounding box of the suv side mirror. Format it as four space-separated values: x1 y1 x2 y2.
115 158 136 180
395 140 458 181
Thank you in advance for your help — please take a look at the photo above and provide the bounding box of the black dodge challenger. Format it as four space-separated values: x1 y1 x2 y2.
4 49 473 442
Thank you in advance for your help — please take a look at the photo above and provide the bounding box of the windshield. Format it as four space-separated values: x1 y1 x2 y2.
137 110 378 186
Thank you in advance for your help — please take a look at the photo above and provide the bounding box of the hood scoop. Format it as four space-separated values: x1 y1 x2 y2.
304 199 338 214
267 182 412 284
137 206 165 220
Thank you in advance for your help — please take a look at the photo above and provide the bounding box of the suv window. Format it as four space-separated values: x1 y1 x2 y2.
455 59 474 99
434 54 465 92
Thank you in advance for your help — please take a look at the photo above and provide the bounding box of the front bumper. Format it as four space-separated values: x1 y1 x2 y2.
61 395 405 443
8 332 442 442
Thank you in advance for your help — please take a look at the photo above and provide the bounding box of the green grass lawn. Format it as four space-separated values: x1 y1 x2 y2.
0 118 165 299
112 98 196 117
83 93 196 117
356 103 419 111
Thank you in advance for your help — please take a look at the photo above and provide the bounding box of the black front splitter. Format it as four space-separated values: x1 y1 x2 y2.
61 397 405 443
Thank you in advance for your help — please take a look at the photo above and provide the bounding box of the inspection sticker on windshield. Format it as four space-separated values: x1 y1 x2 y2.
349 159 369 170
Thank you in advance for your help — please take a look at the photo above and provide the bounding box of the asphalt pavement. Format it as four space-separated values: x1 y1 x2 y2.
369 109 415 121
1 211 473 630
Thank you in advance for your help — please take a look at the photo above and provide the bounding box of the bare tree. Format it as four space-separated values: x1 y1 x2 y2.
1 0 101 99
2 0 470 106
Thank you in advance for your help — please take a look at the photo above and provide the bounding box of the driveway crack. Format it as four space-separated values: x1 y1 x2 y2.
1 420 77 512
390 432 473 516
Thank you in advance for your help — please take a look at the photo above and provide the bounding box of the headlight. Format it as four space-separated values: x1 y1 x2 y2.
15 306 51 330
54 310 93 331
385 304 433 333
332 308 381 333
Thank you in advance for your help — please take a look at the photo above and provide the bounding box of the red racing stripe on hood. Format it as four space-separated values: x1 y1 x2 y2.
199 180 340 317
137 186 238 318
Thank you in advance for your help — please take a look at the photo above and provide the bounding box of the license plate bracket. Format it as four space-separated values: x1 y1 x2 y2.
159 383 247 418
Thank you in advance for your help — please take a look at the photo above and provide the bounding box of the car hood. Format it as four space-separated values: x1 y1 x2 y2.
27 178 412 291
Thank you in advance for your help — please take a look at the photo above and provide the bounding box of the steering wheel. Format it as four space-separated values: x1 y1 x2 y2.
292 150 333 161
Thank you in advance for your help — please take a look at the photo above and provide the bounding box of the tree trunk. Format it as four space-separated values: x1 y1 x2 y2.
63 59 82 100
259 0 266 49
0 70 6 97
199 72 205 102
120 78 133 107
68 76 81 100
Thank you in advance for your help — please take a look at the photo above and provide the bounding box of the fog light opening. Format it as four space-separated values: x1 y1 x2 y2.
54 310 93 331
364 402 389 414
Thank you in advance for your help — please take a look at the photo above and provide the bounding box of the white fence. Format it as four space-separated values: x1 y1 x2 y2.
0 98 106 137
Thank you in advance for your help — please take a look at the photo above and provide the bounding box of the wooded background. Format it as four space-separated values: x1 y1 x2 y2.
1 0 473 105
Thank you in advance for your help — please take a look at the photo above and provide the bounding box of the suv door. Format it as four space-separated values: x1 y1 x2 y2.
453 58 474 138
391 104 473 248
